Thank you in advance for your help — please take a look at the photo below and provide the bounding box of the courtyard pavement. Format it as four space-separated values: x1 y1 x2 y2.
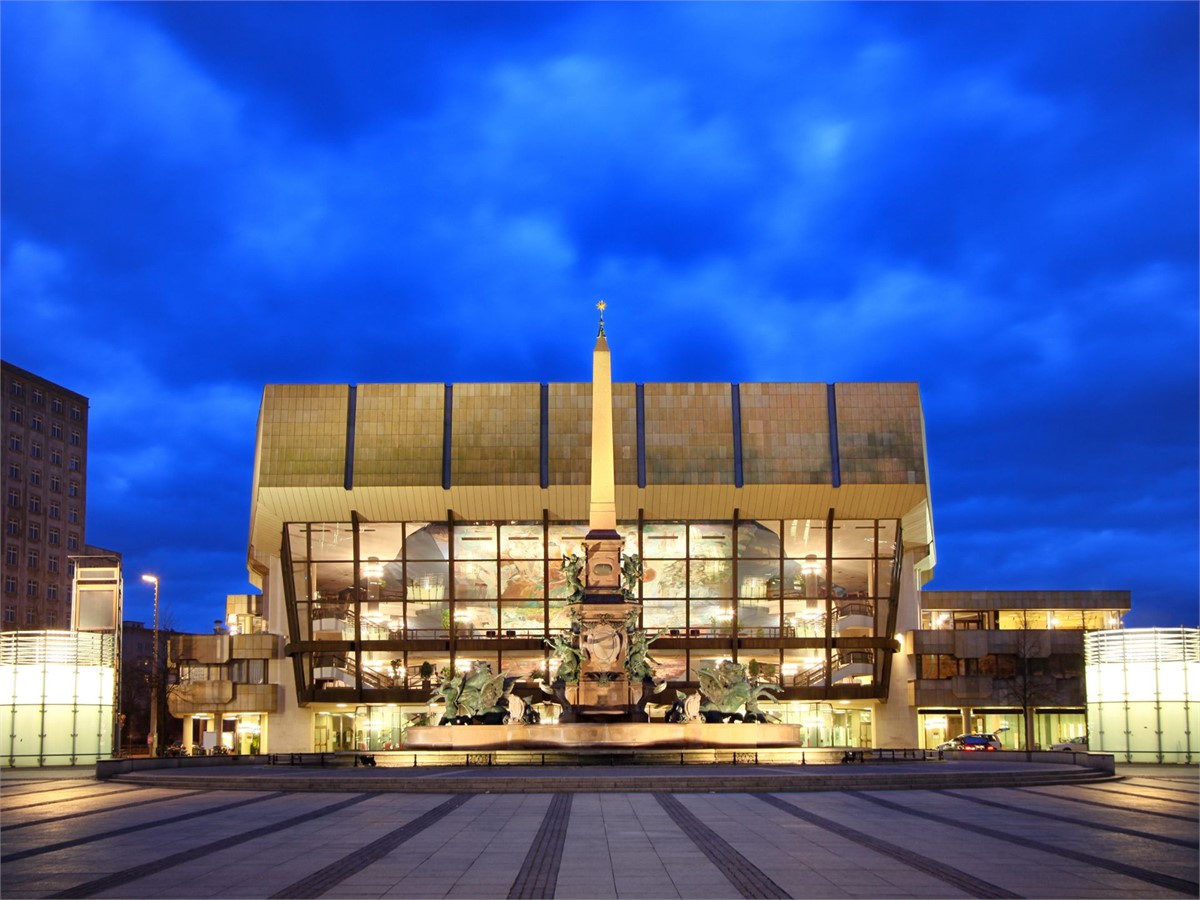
0 762 1195 899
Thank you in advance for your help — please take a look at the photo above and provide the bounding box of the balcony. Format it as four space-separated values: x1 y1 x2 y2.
169 682 282 715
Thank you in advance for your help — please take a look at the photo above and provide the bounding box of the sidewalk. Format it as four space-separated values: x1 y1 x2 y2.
0 759 1194 899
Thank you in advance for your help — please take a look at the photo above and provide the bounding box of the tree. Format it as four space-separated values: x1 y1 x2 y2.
995 611 1059 756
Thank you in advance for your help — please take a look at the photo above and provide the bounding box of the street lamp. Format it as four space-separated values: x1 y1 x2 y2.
141 574 160 757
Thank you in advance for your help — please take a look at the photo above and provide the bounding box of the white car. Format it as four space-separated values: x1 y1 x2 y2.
1049 736 1088 751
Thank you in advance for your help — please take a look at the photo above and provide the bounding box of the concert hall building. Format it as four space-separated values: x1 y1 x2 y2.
168 328 1128 755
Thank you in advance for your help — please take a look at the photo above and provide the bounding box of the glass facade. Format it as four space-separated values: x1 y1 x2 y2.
1086 628 1198 764
281 515 903 738
0 630 116 766
921 609 1124 631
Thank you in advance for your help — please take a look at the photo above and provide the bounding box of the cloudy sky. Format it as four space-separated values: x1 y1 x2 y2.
3 2 1196 633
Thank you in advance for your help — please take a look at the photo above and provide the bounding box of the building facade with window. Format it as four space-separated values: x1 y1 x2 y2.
233 347 941 753
912 590 1128 750
170 332 1130 754
168 594 283 755
1 361 89 632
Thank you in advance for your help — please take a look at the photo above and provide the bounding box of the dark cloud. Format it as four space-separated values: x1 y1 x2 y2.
2 1 1194 631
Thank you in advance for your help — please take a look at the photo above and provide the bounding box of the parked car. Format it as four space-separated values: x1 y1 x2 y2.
1049 735 1088 751
938 733 1003 751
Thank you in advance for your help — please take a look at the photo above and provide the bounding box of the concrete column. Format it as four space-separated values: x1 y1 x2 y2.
182 716 194 754
873 549 921 748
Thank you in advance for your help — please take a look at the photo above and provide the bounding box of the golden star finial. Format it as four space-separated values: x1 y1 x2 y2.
596 299 607 336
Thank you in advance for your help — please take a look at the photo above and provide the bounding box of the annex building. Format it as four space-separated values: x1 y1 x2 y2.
168 326 1129 755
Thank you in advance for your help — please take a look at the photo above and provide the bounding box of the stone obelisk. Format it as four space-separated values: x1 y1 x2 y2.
583 301 622 601
574 302 635 718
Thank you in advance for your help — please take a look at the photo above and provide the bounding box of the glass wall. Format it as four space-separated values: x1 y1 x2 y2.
0 631 116 766
282 515 902 696
1086 628 1198 764
769 702 873 747
922 608 1125 631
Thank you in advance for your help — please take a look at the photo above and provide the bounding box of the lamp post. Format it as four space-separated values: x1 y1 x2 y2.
141 574 160 757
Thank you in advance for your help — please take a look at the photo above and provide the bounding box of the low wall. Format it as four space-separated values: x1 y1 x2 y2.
405 722 807 751
940 749 1115 774
95 754 264 780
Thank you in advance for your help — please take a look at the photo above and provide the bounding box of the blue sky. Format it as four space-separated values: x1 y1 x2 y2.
3 2 1196 633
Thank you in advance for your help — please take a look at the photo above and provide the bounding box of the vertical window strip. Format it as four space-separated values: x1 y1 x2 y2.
731 383 744 488
539 383 549 489
344 385 357 491
442 385 453 490
826 384 842 488
636 383 646 488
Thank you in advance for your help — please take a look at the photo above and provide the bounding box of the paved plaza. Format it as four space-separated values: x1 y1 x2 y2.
1 762 1196 899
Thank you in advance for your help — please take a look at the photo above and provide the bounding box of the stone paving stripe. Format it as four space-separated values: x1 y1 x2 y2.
507 793 572 899
753 793 1018 900
1 785 143 811
655 792 790 899
937 789 1200 850
48 792 374 899
269 793 473 899
1076 783 1199 806
1015 786 1198 821
850 791 1200 897
0 776 84 788
2 790 290 862
1 781 104 798
1118 779 1200 797
1 789 209 832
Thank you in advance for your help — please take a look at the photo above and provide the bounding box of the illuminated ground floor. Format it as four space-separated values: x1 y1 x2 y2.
188 700 1092 756
274 700 877 752
235 700 1063 753
917 707 1088 750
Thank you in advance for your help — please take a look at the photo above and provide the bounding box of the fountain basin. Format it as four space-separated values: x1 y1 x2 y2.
405 722 807 751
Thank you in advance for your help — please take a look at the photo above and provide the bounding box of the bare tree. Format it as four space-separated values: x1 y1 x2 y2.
995 610 1059 756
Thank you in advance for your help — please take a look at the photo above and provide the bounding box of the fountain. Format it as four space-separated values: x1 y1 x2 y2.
404 305 806 752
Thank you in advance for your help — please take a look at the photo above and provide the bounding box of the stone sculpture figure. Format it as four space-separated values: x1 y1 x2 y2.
581 621 625 668
666 691 702 723
696 660 779 722
620 553 643 601
431 661 512 724
545 633 583 684
505 693 526 725
562 553 585 603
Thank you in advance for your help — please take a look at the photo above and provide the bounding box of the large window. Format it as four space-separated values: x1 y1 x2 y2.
280 515 901 693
